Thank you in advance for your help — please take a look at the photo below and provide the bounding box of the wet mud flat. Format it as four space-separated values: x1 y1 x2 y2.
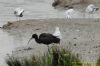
2 18 100 62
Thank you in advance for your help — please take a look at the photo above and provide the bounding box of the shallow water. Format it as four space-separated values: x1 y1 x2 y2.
0 0 56 66
0 0 65 65
0 0 100 26
0 29 14 66
0 0 100 66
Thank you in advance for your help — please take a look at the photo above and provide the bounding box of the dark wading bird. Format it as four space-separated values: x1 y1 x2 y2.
28 27 62 50
14 7 24 22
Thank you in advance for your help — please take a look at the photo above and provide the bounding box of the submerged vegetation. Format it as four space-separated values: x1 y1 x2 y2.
6 47 82 66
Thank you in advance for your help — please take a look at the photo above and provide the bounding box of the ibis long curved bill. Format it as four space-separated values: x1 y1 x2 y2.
27 37 33 44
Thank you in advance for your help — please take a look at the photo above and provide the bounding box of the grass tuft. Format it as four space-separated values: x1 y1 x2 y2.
97 57 100 66
6 46 82 66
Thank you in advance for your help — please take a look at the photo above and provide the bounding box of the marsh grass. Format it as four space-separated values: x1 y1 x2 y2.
6 56 21 66
58 49 82 66
6 55 40 66
96 57 100 66
40 53 53 66
6 47 82 66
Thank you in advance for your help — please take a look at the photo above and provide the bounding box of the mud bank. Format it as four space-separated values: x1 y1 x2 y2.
52 0 100 7
2 18 100 63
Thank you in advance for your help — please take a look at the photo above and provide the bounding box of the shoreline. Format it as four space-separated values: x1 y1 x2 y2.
2 18 100 63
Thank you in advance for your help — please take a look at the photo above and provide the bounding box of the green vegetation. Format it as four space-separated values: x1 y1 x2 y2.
6 47 82 66
96 57 100 66
6 56 21 66
58 49 82 66
6 55 40 66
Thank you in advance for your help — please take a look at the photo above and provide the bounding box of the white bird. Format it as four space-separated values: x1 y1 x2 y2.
85 4 99 18
53 27 62 39
14 7 24 21
65 8 76 18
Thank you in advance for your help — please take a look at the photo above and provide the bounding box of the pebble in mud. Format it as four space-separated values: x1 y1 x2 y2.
35 28 41 30
74 44 77 46
73 37 77 39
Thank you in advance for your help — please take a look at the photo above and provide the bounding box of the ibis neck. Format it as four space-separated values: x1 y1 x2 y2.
34 35 41 43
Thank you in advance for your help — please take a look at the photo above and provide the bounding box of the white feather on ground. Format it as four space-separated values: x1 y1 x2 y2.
53 27 62 39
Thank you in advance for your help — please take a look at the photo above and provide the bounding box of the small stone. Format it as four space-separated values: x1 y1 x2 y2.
35 28 40 30
73 37 77 39
74 44 77 46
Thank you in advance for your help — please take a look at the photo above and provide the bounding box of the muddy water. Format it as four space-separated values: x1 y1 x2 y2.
0 0 100 27
0 0 64 65
0 0 100 66
0 29 14 66
0 0 66 27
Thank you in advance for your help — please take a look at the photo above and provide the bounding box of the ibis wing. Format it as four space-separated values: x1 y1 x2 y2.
39 33 53 37
39 33 55 44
